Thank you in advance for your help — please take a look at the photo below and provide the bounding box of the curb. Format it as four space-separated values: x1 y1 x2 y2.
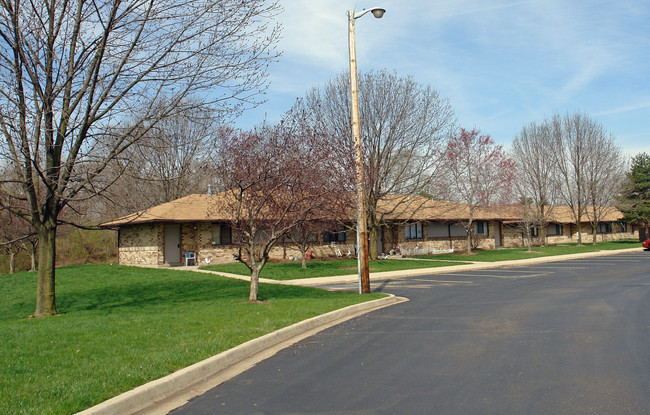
76 294 408 415
275 247 644 286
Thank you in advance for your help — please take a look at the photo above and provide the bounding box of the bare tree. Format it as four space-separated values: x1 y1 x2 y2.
511 120 558 245
551 111 617 246
0 205 34 274
103 100 220 217
286 220 332 269
583 128 626 244
214 113 342 301
512 195 537 252
0 0 281 317
295 69 456 259
443 128 515 253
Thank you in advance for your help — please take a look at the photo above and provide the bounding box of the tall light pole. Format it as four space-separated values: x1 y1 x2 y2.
347 7 385 294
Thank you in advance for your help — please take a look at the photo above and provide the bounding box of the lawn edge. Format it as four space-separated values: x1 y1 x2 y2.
76 294 408 415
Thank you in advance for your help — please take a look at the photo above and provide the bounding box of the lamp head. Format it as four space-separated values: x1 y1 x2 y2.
371 8 386 18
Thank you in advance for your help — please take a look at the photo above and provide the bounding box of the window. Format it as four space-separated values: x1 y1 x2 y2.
474 221 489 235
211 224 232 245
449 223 467 237
427 222 448 238
531 226 539 237
323 228 346 243
614 222 628 233
546 223 563 236
597 222 612 234
405 222 423 239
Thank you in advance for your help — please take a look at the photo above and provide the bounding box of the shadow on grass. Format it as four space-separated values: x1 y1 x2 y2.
55 266 347 314
1 264 350 320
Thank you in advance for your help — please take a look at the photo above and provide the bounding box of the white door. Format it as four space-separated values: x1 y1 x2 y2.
164 224 181 264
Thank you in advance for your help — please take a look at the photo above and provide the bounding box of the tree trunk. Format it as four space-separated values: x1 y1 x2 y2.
30 242 36 272
592 224 598 245
466 230 472 254
249 266 260 302
368 225 378 261
9 251 15 274
576 209 583 247
34 225 57 317
300 247 307 269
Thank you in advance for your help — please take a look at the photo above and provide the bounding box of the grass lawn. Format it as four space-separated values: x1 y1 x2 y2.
414 239 641 262
0 264 385 415
202 258 470 280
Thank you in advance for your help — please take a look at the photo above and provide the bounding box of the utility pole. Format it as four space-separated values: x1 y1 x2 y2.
347 7 385 294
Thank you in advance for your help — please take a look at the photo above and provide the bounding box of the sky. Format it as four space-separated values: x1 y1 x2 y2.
234 0 650 157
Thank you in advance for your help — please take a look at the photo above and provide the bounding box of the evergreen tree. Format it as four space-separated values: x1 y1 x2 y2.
617 153 650 238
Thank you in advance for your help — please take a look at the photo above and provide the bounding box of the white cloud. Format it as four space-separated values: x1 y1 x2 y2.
595 102 650 117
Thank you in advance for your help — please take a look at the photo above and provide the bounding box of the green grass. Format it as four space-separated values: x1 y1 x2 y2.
0 264 384 415
414 239 641 262
203 258 469 280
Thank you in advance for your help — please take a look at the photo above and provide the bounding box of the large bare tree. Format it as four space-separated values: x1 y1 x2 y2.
582 128 626 244
0 0 281 317
295 69 456 258
511 120 559 245
551 111 623 245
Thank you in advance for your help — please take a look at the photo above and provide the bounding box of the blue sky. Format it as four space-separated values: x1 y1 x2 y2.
235 0 650 156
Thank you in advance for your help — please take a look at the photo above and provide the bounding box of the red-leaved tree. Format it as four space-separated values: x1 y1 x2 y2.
444 128 515 253
213 111 343 301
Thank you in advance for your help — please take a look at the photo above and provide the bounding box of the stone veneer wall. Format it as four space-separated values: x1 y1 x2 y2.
118 220 639 266
502 222 636 247
388 222 474 254
181 222 340 265
118 223 163 265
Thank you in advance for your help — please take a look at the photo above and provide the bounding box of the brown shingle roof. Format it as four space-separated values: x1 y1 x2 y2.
377 195 470 221
546 205 624 223
100 192 626 228
100 193 235 227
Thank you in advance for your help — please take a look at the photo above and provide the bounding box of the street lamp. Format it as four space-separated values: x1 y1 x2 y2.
347 7 385 294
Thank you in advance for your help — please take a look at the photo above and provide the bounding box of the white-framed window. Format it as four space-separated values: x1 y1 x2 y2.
405 222 423 240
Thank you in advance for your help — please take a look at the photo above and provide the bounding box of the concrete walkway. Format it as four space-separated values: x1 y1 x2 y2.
78 247 644 415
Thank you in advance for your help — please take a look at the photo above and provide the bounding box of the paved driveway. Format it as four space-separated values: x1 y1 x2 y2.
171 252 650 414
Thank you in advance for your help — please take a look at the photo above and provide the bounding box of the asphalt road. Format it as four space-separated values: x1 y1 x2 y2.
171 252 650 414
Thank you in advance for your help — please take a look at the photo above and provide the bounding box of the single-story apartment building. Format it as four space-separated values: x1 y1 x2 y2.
100 193 637 266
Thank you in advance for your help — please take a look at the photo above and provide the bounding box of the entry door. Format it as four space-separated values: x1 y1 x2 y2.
494 222 502 247
164 224 181 264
